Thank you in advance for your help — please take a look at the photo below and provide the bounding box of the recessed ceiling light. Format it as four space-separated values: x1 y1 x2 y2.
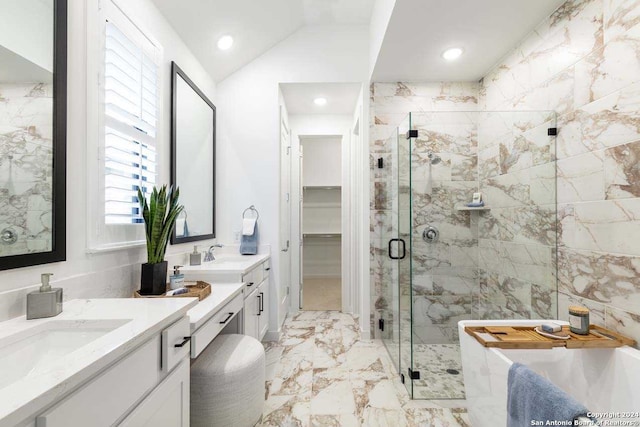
217 35 234 51
442 47 464 61
313 97 327 106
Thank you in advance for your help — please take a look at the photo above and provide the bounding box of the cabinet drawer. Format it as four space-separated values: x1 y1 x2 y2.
162 317 191 373
191 293 244 358
36 337 160 427
263 260 271 274
242 269 257 294
253 265 265 285
118 358 189 427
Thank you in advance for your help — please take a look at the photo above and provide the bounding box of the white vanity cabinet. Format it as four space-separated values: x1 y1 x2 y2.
33 316 191 427
242 260 270 341
182 254 271 342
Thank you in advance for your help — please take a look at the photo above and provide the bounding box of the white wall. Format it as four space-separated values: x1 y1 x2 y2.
216 25 368 334
0 0 217 320
301 136 343 187
0 0 53 72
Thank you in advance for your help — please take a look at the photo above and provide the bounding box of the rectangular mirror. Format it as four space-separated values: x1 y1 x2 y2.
170 62 215 244
0 0 67 270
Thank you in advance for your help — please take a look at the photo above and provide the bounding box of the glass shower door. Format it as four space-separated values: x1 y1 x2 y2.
380 130 400 373
379 114 413 397
397 115 413 396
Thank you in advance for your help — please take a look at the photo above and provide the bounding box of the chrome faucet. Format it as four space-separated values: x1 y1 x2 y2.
204 244 223 262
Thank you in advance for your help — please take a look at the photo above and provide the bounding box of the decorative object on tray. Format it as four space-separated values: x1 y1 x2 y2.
138 185 184 295
134 281 211 301
534 327 571 340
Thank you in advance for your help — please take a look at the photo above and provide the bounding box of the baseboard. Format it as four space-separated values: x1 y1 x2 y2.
263 329 281 342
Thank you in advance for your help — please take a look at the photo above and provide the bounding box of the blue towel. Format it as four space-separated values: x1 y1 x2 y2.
466 201 485 207
240 221 259 255
507 363 592 427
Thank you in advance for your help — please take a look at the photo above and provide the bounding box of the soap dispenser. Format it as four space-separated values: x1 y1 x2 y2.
26 273 62 320
169 265 185 290
189 245 201 266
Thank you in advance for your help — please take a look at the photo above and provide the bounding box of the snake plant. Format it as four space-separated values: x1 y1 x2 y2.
137 185 184 264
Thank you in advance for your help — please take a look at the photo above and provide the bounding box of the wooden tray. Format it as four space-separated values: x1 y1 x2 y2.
465 324 636 349
134 281 211 301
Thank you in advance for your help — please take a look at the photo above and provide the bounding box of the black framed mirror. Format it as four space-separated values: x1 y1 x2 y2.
0 0 67 270
170 61 215 244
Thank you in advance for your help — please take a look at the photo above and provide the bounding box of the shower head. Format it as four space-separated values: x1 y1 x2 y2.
427 151 441 165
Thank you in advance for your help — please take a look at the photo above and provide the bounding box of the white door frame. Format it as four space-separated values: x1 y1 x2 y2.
278 106 291 324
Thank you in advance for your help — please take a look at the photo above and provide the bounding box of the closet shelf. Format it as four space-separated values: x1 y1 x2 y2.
303 232 341 238
303 186 341 190
456 206 491 211
303 202 341 208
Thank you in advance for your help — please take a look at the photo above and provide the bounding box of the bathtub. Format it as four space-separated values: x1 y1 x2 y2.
459 320 640 427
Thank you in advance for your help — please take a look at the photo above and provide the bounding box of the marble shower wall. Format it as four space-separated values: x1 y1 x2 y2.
411 111 480 344
369 82 480 340
476 110 558 321
480 0 640 345
0 83 53 256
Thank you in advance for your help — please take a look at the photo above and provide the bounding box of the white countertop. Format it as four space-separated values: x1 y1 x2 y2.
187 282 245 332
0 298 197 426
181 252 270 276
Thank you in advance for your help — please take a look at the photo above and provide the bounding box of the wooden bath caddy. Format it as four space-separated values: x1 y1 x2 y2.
465 325 636 349
134 281 211 301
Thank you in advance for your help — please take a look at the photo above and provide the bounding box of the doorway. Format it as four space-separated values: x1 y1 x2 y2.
300 136 342 310
278 82 365 321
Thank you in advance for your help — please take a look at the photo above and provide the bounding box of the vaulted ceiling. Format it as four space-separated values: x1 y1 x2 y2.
151 0 375 82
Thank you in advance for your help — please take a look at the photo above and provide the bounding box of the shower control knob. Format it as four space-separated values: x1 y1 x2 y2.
422 226 439 243
1 228 17 245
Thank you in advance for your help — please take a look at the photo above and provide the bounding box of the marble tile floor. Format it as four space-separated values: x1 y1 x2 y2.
303 278 342 311
385 341 465 400
259 311 470 427
411 344 465 400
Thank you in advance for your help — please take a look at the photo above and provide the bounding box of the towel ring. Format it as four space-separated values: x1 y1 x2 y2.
243 205 259 220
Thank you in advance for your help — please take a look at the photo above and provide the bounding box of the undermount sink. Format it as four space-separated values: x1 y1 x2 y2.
206 254 248 264
0 319 131 388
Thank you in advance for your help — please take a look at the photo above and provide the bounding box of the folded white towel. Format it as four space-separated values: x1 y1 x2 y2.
242 217 257 236
175 218 186 237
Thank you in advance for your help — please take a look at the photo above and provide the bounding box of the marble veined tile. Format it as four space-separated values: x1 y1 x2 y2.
558 246 640 314
264 312 470 426
574 31 640 106
604 0 640 44
557 150 605 203
571 198 640 255
605 139 640 199
260 393 310 427
605 306 640 348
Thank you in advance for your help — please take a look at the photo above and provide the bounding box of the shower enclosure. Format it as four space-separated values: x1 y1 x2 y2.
379 110 558 399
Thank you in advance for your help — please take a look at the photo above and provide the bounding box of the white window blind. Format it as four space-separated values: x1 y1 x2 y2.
103 19 159 225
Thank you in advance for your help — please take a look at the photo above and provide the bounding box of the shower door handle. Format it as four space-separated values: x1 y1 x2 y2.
388 238 406 260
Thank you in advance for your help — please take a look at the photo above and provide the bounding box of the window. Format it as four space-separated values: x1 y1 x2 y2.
103 18 159 224
86 0 163 250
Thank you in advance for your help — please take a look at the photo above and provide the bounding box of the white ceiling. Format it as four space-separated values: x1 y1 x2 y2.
281 83 362 115
151 0 374 82
372 0 566 82
0 45 52 83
